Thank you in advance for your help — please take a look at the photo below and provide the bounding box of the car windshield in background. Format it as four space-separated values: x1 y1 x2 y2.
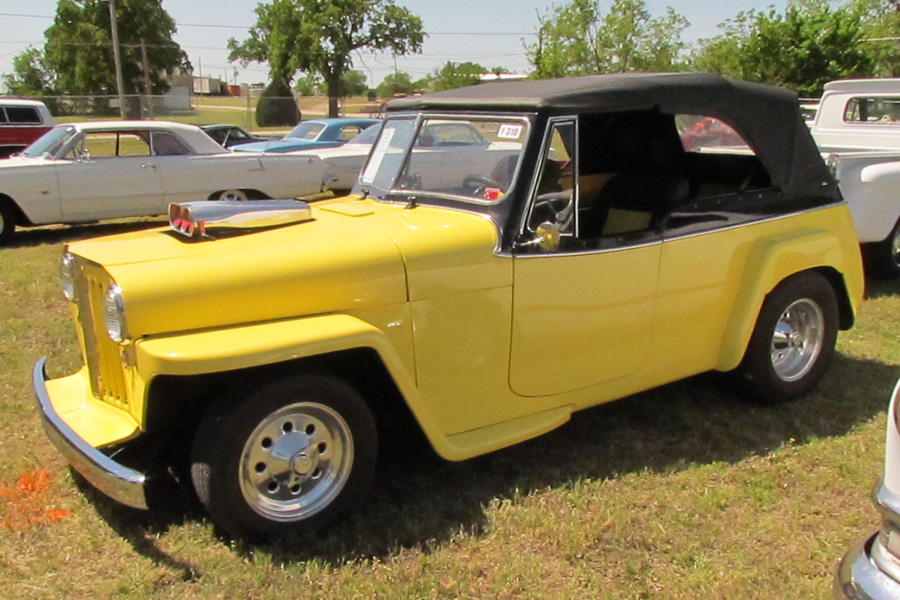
286 122 325 140
359 116 528 204
347 122 383 144
22 126 76 158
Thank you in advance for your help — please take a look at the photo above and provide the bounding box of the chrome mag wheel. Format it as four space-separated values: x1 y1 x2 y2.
770 298 824 382
239 402 353 522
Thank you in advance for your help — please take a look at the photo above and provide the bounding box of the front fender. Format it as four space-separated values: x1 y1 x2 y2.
133 314 467 460
716 226 863 372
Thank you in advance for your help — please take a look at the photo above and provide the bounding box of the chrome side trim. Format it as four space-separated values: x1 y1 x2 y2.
32 357 148 510
835 534 900 600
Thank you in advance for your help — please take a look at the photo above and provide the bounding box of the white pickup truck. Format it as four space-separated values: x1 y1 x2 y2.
810 78 900 275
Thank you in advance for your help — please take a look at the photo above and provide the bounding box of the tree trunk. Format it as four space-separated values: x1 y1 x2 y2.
326 73 341 118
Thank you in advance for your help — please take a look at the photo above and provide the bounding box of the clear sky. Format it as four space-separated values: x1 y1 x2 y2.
0 0 790 90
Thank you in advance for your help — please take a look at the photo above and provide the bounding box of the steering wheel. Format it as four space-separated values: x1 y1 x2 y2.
530 191 575 231
462 174 504 197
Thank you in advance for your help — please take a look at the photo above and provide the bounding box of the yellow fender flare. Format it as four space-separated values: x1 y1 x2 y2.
134 314 460 460
716 227 856 372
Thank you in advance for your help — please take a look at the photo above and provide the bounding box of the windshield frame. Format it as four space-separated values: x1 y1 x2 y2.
22 125 78 158
354 112 532 209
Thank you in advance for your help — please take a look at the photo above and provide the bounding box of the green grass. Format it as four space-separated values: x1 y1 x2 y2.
1 224 898 599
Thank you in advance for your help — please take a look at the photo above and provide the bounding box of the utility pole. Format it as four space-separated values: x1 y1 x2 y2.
109 0 127 119
141 38 154 118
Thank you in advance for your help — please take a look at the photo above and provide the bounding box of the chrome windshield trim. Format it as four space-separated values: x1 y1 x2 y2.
32 357 148 510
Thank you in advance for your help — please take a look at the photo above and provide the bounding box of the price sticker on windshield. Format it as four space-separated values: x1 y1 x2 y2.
497 124 523 140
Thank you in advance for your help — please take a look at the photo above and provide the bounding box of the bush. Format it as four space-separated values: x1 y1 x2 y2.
255 79 300 127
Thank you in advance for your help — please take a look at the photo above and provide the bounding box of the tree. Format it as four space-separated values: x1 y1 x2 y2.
40 0 188 97
341 70 369 97
229 0 425 118
526 0 690 78
693 2 874 97
432 61 486 91
854 0 900 77
2 48 55 98
376 71 416 98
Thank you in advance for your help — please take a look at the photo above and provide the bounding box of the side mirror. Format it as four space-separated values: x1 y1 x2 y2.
535 221 561 251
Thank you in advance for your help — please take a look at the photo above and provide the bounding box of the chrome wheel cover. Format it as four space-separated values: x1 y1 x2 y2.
770 298 824 382
239 402 353 522
219 189 248 201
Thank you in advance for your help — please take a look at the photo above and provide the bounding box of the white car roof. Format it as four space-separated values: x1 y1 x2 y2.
65 120 225 154
823 79 900 94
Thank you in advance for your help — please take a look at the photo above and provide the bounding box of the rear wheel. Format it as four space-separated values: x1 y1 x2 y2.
738 271 839 404
191 375 377 541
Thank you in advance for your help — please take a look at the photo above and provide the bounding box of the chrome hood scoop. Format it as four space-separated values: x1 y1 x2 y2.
168 199 313 239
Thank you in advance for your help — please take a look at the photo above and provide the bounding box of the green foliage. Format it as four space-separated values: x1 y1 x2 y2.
1 48 55 99
294 72 324 96
692 3 874 96
432 61 486 91
229 0 425 117
340 70 369 97
255 78 300 127
527 0 690 78
34 0 189 96
854 0 900 77
376 71 416 98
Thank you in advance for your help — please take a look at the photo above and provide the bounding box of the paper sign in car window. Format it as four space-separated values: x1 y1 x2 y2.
361 128 396 184
497 124 523 140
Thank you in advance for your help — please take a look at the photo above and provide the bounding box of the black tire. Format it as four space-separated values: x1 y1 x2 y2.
737 271 839 404
0 200 16 246
875 218 900 277
191 374 377 541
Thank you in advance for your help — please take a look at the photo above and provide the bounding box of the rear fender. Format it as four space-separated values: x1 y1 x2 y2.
716 227 862 371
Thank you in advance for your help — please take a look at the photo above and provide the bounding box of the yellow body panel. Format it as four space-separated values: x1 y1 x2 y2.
43 367 140 447
45 196 864 462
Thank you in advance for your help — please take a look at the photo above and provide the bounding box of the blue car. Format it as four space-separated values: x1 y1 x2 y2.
232 118 379 153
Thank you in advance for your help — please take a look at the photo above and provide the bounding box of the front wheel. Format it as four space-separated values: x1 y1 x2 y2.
875 218 900 277
215 189 249 201
0 201 17 245
737 271 839 404
191 375 377 540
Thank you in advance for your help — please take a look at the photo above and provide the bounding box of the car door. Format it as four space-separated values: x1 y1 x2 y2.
56 129 164 220
509 118 661 397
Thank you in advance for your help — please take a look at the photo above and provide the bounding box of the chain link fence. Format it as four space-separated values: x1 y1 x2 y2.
3 92 383 131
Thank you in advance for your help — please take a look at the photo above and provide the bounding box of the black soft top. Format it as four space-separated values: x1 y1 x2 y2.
388 73 832 197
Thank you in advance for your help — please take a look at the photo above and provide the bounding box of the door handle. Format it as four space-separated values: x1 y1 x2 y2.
141 163 158 169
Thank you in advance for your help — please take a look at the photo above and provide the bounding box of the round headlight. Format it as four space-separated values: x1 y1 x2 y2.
60 253 76 301
103 284 128 342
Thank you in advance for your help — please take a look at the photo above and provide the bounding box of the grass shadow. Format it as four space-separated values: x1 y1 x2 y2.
77 346 899 565
257 353 898 562
865 273 900 300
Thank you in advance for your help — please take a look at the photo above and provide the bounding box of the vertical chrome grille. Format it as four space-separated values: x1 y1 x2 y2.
73 260 130 409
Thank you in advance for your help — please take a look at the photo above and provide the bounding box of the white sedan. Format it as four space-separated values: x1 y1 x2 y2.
0 120 327 244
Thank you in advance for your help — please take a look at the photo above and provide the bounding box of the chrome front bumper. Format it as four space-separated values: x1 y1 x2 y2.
835 534 900 599
33 357 149 510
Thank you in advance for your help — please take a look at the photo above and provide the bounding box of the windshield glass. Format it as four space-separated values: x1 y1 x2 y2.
359 116 528 204
286 122 325 140
22 125 76 158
